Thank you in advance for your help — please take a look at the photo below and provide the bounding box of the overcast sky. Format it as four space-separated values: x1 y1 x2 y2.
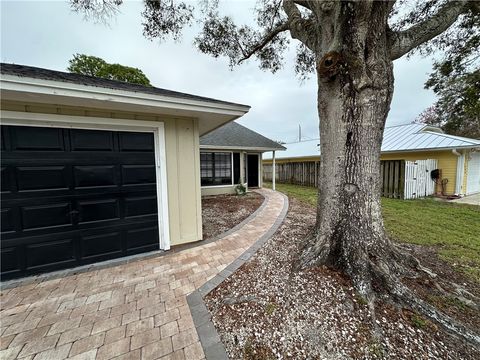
1 0 439 143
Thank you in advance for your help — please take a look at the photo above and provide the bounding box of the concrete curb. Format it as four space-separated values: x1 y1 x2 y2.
1 192 268 290
187 191 289 360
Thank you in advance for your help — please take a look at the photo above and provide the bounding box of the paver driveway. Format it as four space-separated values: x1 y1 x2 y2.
0 189 285 360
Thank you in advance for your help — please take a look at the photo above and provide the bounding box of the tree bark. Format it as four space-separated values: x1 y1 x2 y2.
300 2 399 299
298 2 480 346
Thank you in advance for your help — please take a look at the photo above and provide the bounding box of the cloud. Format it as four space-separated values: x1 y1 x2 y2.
1 0 437 142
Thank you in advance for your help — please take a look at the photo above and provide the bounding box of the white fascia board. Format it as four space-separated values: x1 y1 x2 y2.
200 145 285 152
0 75 250 117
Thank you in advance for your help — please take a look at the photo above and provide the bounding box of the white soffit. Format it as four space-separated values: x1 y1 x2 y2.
0 75 250 135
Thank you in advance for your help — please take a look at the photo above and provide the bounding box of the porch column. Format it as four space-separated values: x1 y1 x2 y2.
272 150 276 191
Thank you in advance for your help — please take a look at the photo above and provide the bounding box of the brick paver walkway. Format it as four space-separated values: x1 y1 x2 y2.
0 189 285 360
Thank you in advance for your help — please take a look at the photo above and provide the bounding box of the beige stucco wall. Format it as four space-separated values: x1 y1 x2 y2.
201 186 237 196
1 100 203 246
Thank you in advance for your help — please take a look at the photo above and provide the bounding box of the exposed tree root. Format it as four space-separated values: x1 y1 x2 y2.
299 237 480 349
369 257 480 349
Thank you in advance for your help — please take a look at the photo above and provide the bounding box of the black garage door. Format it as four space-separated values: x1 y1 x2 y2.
1 125 160 280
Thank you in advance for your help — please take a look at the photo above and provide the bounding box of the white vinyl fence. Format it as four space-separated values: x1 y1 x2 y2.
404 159 438 199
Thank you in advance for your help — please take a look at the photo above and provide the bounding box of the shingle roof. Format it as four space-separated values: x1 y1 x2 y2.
0 63 248 108
200 122 286 151
265 123 480 160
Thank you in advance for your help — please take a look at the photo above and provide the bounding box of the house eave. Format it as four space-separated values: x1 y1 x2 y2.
0 74 250 135
200 145 285 152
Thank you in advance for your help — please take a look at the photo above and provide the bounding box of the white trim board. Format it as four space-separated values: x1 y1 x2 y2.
1 75 250 116
1 110 171 250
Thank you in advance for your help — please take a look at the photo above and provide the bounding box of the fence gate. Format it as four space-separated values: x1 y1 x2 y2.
404 159 437 199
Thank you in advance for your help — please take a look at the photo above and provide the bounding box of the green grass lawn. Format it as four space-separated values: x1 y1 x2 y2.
264 182 480 280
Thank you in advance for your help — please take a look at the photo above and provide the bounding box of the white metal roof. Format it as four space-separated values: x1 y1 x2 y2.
265 123 480 160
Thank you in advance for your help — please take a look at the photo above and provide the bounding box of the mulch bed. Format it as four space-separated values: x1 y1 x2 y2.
205 198 480 359
202 192 264 240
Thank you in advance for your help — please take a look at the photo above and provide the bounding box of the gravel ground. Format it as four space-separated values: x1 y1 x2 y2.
202 192 264 240
205 198 480 360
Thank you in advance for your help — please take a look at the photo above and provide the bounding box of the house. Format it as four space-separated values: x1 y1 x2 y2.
0 63 250 279
199 121 286 196
263 123 480 196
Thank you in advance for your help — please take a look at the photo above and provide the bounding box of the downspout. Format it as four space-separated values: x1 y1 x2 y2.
272 150 276 191
453 149 465 196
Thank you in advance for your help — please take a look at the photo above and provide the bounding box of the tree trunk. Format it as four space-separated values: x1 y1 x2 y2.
299 4 480 346
300 2 399 299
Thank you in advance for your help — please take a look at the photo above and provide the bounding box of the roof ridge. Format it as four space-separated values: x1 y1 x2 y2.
232 122 285 146
384 122 423 129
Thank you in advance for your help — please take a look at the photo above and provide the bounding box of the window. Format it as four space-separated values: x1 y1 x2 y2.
200 152 232 186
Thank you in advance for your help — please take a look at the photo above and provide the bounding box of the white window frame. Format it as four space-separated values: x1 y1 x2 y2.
0 110 171 250
199 151 234 188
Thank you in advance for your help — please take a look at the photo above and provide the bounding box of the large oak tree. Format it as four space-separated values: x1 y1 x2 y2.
71 0 479 345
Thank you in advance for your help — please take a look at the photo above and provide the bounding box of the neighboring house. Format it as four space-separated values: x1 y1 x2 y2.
199 121 285 196
0 63 250 279
264 123 480 196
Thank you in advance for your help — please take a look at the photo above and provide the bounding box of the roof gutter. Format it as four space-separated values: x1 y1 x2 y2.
452 149 461 157
200 145 286 152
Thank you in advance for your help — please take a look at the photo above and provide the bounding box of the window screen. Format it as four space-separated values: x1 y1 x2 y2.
200 152 232 186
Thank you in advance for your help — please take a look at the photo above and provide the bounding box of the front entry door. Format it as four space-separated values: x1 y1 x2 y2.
247 154 259 187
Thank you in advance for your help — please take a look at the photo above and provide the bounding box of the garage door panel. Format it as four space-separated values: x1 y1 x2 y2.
126 227 158 253
1 129 6 151
78 199 120 223
16 166 69 191
21 203 72 230
74 165 117 188
11 126 65 151
119 132 154 152
122 165 156 185
1 125 160 280
1 208 15 233
81 232 122 260
26 238 76 269
1 247 20 273
1 167 12 193
70 129 115 151
125 196 157 218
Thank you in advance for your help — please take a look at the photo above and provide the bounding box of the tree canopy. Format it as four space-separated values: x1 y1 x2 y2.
416 10 479 138
67 53 151 86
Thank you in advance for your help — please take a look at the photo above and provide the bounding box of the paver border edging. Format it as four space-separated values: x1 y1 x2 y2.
187 191 289 360
0 192 267 290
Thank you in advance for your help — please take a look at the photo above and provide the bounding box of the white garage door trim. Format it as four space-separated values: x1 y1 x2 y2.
1 110 171 250
466 152 480 195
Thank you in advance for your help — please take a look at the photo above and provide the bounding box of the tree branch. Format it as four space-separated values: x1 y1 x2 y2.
283 0 316 50
292 0 312 11
238 22 290 63
389 0 471 60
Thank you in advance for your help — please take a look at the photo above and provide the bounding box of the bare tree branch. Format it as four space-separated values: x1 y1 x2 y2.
389 0 471 60
292 0 312 11
283 0 316 49
239 22 289 63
